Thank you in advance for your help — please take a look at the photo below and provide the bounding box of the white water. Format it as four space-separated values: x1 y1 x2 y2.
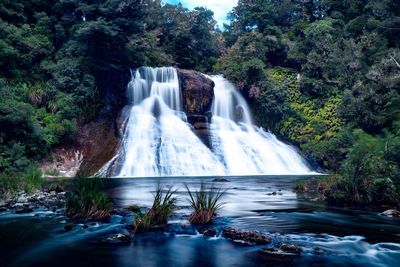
209 75 312 175
101 67 313 177
107 67 226 177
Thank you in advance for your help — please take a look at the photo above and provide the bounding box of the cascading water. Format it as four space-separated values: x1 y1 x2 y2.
101 67 313 177
104 67 226 177
209 75 312 175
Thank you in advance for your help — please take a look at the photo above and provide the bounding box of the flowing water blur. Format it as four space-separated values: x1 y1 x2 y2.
1 176 400 267
100 67 314 177
209 75 312 175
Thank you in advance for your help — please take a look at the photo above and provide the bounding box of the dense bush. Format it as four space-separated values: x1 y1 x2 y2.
0 0 222 182
216 0 400 206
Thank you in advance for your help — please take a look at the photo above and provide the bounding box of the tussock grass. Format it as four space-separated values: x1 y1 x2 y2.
65 178 111 220
133 185 176 233
185 182 227 224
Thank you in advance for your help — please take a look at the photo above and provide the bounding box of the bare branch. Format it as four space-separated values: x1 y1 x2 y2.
390 55 400 70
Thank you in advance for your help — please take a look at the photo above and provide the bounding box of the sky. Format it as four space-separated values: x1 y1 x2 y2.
164 0 238 28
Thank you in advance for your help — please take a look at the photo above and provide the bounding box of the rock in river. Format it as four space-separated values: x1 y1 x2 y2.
222 227 272 245
259 243 302 257
381 209 400 217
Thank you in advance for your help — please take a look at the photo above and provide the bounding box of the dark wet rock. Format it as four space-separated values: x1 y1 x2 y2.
213 178 230 182
177 69 214 116
313 247 325 255
222 228 272 245
259 247 301 257
279 243 302 254
102 233 132 244
381 209 400 217
259 244 302 257
15 206 34 214
168 224 197 235
199 227 218 237
0 207 7 212
64 223 76 232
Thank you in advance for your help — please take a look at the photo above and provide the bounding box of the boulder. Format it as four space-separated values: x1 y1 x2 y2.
381 209 400 217
177 69 214 116
16 195 28 204
199 227 218 237
279 243 302 254
222 227 272 245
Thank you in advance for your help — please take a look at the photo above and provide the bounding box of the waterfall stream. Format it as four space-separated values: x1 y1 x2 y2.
101 67 314 177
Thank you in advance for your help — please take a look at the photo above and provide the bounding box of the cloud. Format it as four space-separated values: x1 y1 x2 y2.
166 0 238 28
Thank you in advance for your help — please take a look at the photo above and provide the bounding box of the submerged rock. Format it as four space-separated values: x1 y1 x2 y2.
102 233 132 244
15 206 34 214
259 244 302 257
381 209 400 217
212 178 230 182
199 227 218 237
64 223 76 232
222 228 272 245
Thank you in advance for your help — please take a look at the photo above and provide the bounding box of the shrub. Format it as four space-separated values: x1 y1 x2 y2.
23 165 44 194
65 178 111 220
185 182 227 224
0 174 21 199
133 185 176 233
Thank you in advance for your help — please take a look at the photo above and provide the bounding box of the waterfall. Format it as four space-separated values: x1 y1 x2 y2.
106 67 226 177
101 67 313 177
209 75 312 175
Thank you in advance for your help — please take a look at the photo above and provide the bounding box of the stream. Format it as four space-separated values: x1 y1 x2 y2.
1 176 400 267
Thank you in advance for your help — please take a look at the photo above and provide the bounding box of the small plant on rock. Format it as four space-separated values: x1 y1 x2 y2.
185 182 227 224
65 177 111 220
133 185 176 233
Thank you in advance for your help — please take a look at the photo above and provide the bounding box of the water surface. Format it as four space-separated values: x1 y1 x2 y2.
1 176 399 267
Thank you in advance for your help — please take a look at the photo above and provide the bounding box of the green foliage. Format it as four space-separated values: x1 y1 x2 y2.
326 129 400 206
133 185 176 232
0 165 43 199
23 165 44 194
218 0 400 205
65 178 111 220
0 0 222 181
185 182 226 224
0 173 21 199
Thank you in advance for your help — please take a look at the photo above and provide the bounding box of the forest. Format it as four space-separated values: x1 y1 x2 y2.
0 0 399 206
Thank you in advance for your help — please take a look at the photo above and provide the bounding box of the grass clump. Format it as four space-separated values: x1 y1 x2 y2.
65 178 111 220
185 182 227 224
133 185 176 233
0 165 44 199
0 174 21 199
23 165 44 194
